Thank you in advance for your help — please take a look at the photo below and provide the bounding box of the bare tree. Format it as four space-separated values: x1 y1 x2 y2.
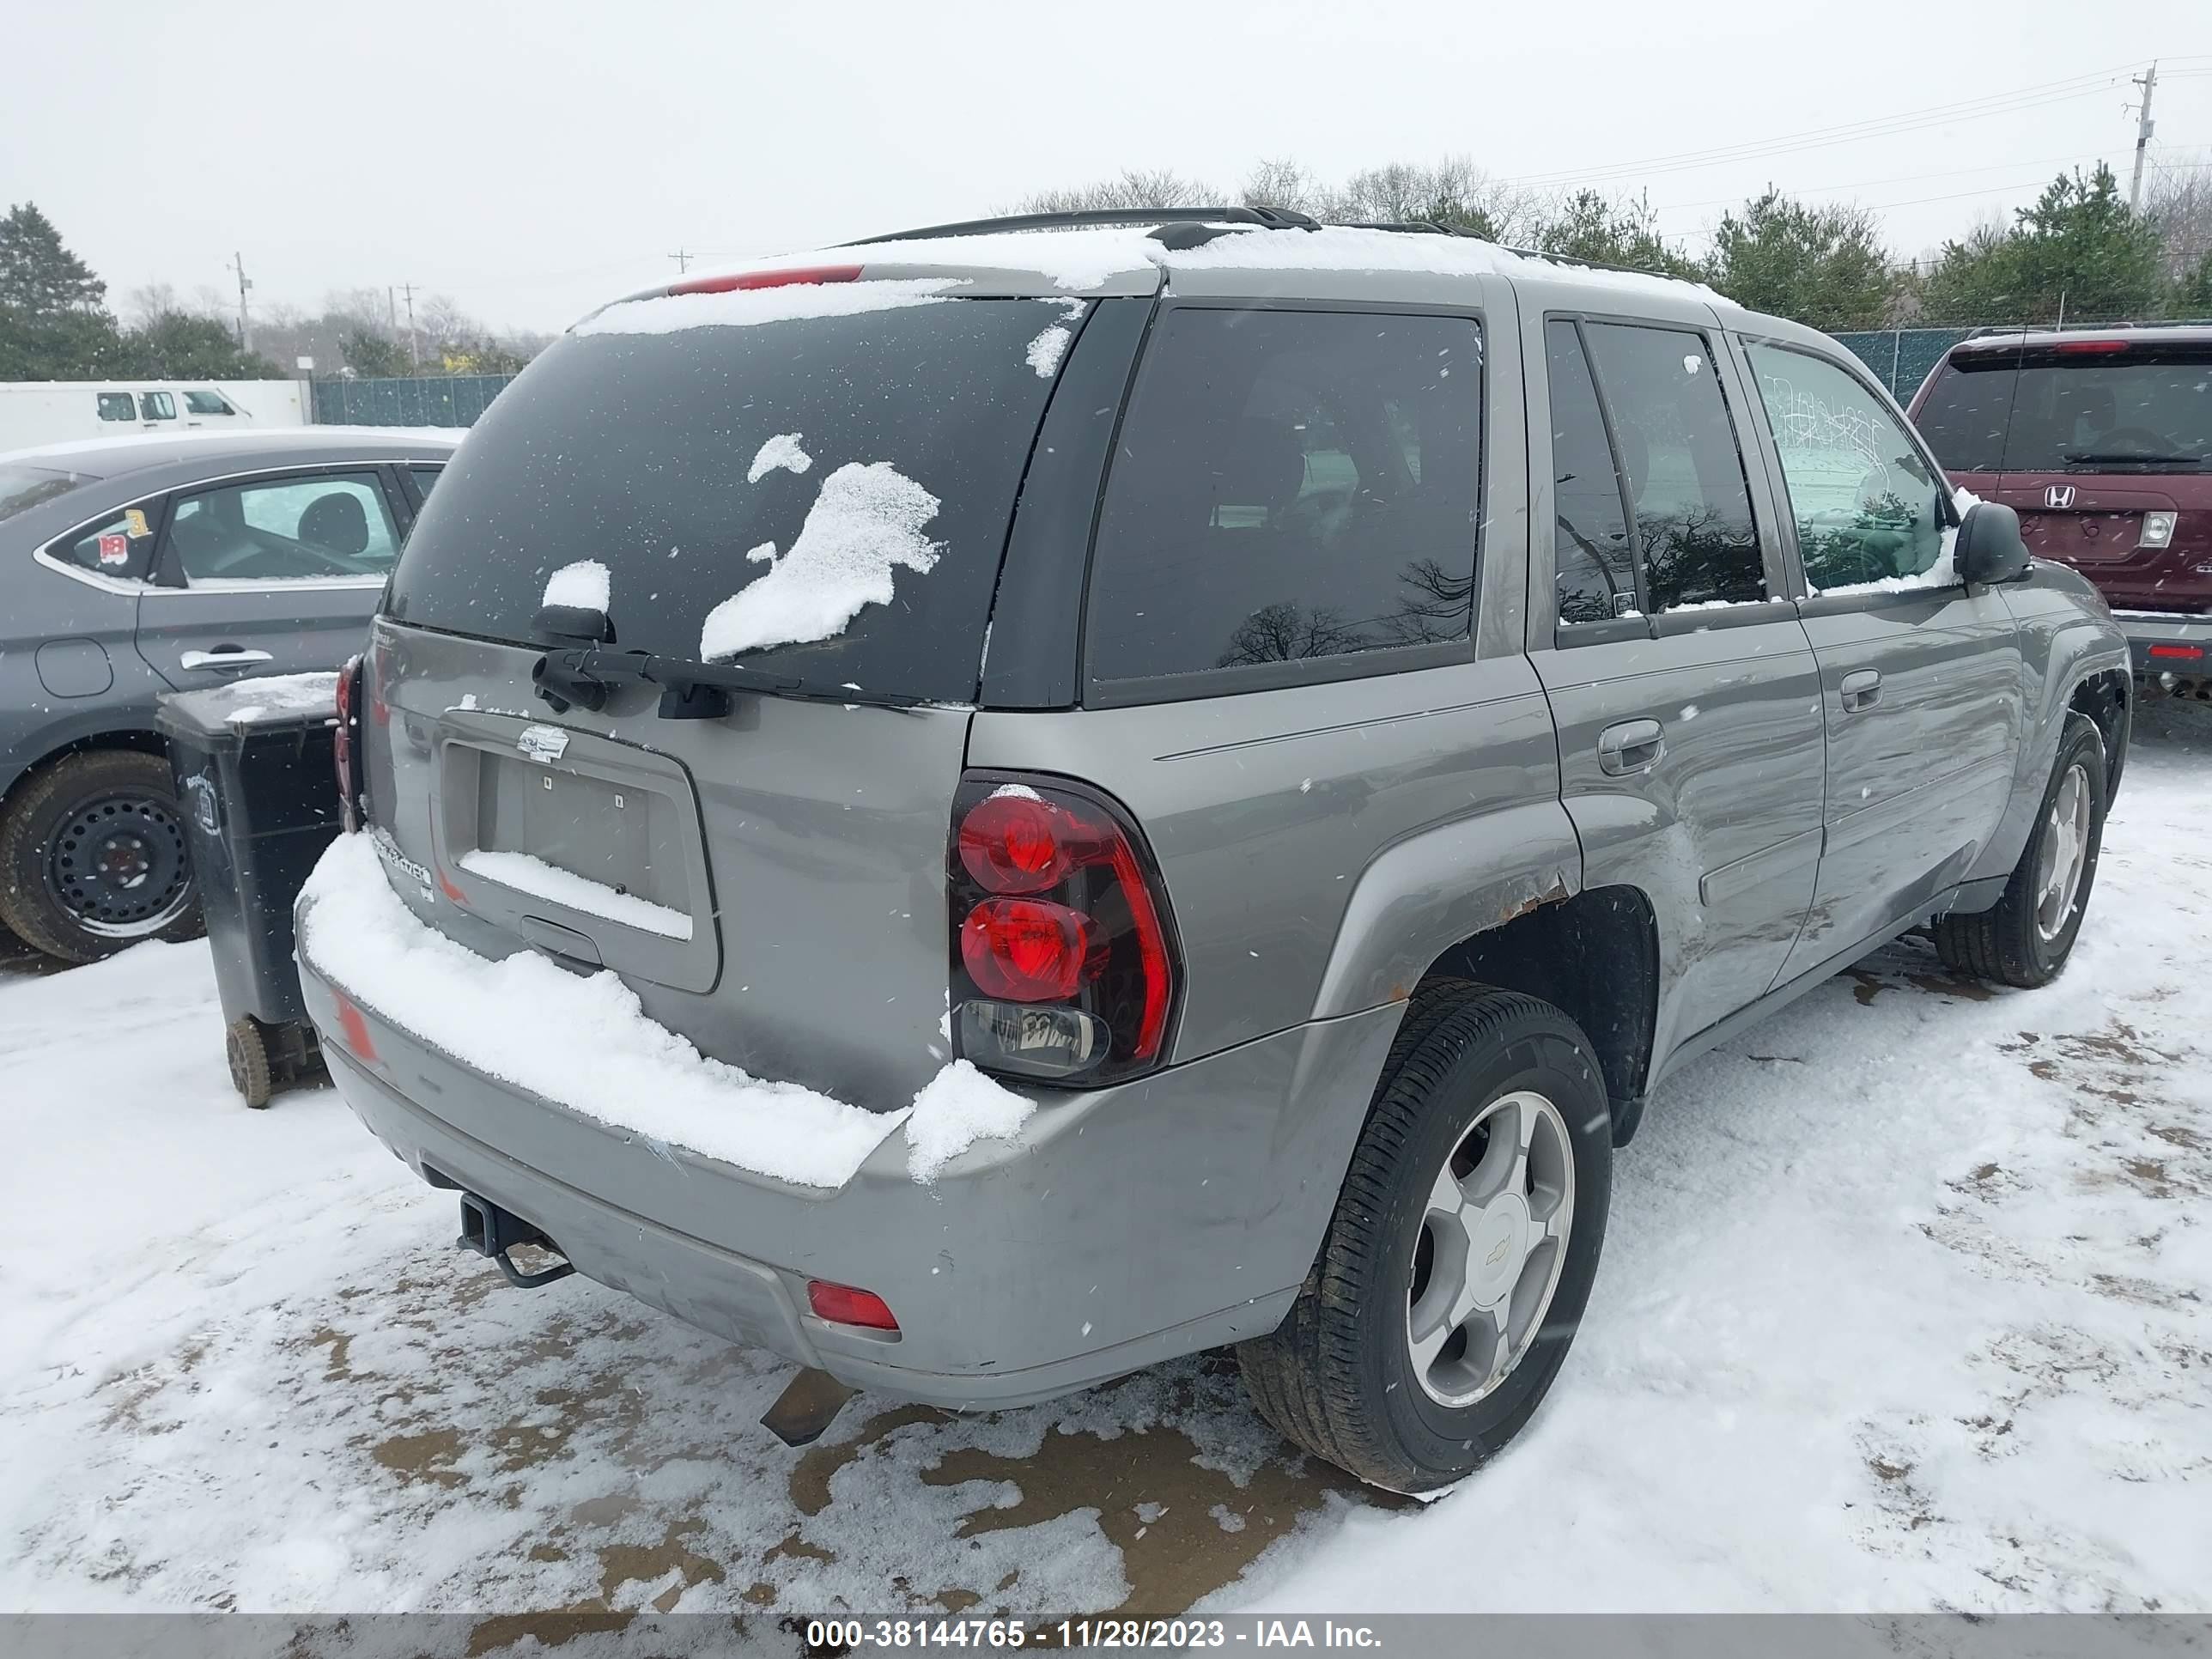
2145 161 2212 283
124 283 178 326
1240 157 1321 214
1012 167 1224 214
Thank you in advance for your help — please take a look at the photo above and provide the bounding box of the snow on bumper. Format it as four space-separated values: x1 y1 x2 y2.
296 835 1401 1406
296 832 1028 1188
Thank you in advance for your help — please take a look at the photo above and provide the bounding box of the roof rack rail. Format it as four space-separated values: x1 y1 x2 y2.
1964 320 2154 338
1501 244 1678 283
1333 219 1482 238
842 206 1320 246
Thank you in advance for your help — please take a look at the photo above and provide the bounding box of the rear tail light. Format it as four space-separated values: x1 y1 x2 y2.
948 776 1179 1084
334 653 365 831
806 1279 898 1331
667 264 862 297
2148 642 2204 660
2139 512 2178 550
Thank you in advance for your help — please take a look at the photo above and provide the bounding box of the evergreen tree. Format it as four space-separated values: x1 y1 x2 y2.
1706 188 1893 330
117 312 281 379
0 203 123 378
1918 165 2162 325
2172 250 2212 319
1535 191 1702 281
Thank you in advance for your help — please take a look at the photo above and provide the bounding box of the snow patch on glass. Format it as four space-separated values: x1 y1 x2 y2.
700 461 943 659
1024 324 1073 379
541 559 611 612
747 432 812 483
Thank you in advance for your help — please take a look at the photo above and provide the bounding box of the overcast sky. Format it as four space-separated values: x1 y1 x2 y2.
5 1 2207 337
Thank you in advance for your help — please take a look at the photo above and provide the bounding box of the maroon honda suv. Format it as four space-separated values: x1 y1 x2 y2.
1912 326 2212 690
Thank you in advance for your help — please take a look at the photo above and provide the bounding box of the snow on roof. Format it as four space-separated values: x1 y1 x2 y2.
698 222 1722 304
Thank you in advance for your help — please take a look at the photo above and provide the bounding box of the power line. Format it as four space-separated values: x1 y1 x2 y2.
1502 63 2145 190
1650 150 2118 215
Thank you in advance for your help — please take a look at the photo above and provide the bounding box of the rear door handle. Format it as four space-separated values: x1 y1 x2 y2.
179 647 275 672
1597 718 1665 775
1840 669 1883 712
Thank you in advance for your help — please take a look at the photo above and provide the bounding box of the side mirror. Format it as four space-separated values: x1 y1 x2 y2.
1956 501 2032 586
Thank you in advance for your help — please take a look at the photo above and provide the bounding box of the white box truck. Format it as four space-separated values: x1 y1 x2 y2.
0 380 307 453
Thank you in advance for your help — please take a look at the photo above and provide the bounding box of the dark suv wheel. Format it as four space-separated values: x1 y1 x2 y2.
1933 714 2107 989
1237 983 1613 1492
0 750 201 964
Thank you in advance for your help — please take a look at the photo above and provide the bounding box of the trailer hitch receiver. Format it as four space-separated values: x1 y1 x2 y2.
457 1192 577 1289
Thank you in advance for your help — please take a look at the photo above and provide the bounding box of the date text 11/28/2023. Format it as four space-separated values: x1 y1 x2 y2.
801 1617 1386 1649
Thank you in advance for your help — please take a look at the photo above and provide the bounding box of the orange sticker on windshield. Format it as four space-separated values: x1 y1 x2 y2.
125 507 151 538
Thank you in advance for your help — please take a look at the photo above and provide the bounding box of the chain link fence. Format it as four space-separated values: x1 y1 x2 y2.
309 322 2158 429
309 374 515 428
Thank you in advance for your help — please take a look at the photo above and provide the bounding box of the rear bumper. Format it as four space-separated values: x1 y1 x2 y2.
297 917 1400 1410
2114 611 2212 684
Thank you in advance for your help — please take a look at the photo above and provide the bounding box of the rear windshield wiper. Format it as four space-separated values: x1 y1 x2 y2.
2060 450 2205 466
533 644 923 719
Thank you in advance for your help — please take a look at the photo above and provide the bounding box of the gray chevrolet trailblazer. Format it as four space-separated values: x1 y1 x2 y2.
295 210 2130 1492
0 429 456 960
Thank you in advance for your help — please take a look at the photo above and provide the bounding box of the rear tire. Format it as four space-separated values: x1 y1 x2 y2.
0 750 201 965
1237 984 1613 1492
227 1017 274 1108
1934 714 2106 990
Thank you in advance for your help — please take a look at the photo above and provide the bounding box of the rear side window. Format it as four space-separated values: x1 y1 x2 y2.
1580 322 1765 611
1085 308 1482 686
1747 344 1945 587
1547 320 1638 623
55 507 159 580
139 392 176 421
95 392 136 422
386 297 1069 703
1917 343 2212 474
164 473 400 582
0 464 88 525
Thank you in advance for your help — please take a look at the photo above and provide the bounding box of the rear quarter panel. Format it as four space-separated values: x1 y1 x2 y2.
967 658 1571 1060
1 535 167 804
1982 563 2130 879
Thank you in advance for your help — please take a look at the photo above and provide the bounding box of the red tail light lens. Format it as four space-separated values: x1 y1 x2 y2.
962 898 1098 1000
948 775 1179 1084
334 653 363 832
958 791 1075 892
668 264 863 296
2148 643 2204 660
806 1279 899 1332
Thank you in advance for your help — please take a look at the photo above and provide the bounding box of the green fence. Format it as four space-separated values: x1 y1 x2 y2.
1831 329 1978 403
310 374 516 428
303 325 2090 428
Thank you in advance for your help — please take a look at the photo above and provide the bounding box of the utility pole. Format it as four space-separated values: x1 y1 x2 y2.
228 252 253 351
2128 61 2158 211
400 282 421 371
669 248 693 275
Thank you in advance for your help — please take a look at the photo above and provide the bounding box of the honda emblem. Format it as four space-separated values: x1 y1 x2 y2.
2045 483 2076 509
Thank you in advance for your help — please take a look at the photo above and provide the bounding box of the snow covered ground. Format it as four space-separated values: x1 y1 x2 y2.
3 705 2208 1620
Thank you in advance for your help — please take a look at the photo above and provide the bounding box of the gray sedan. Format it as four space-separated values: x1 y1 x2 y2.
0 428 458 961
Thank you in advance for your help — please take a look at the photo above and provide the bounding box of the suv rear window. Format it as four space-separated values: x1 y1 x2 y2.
384 296 1075 703
1916 342 2212 473
1085 307 1482 686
